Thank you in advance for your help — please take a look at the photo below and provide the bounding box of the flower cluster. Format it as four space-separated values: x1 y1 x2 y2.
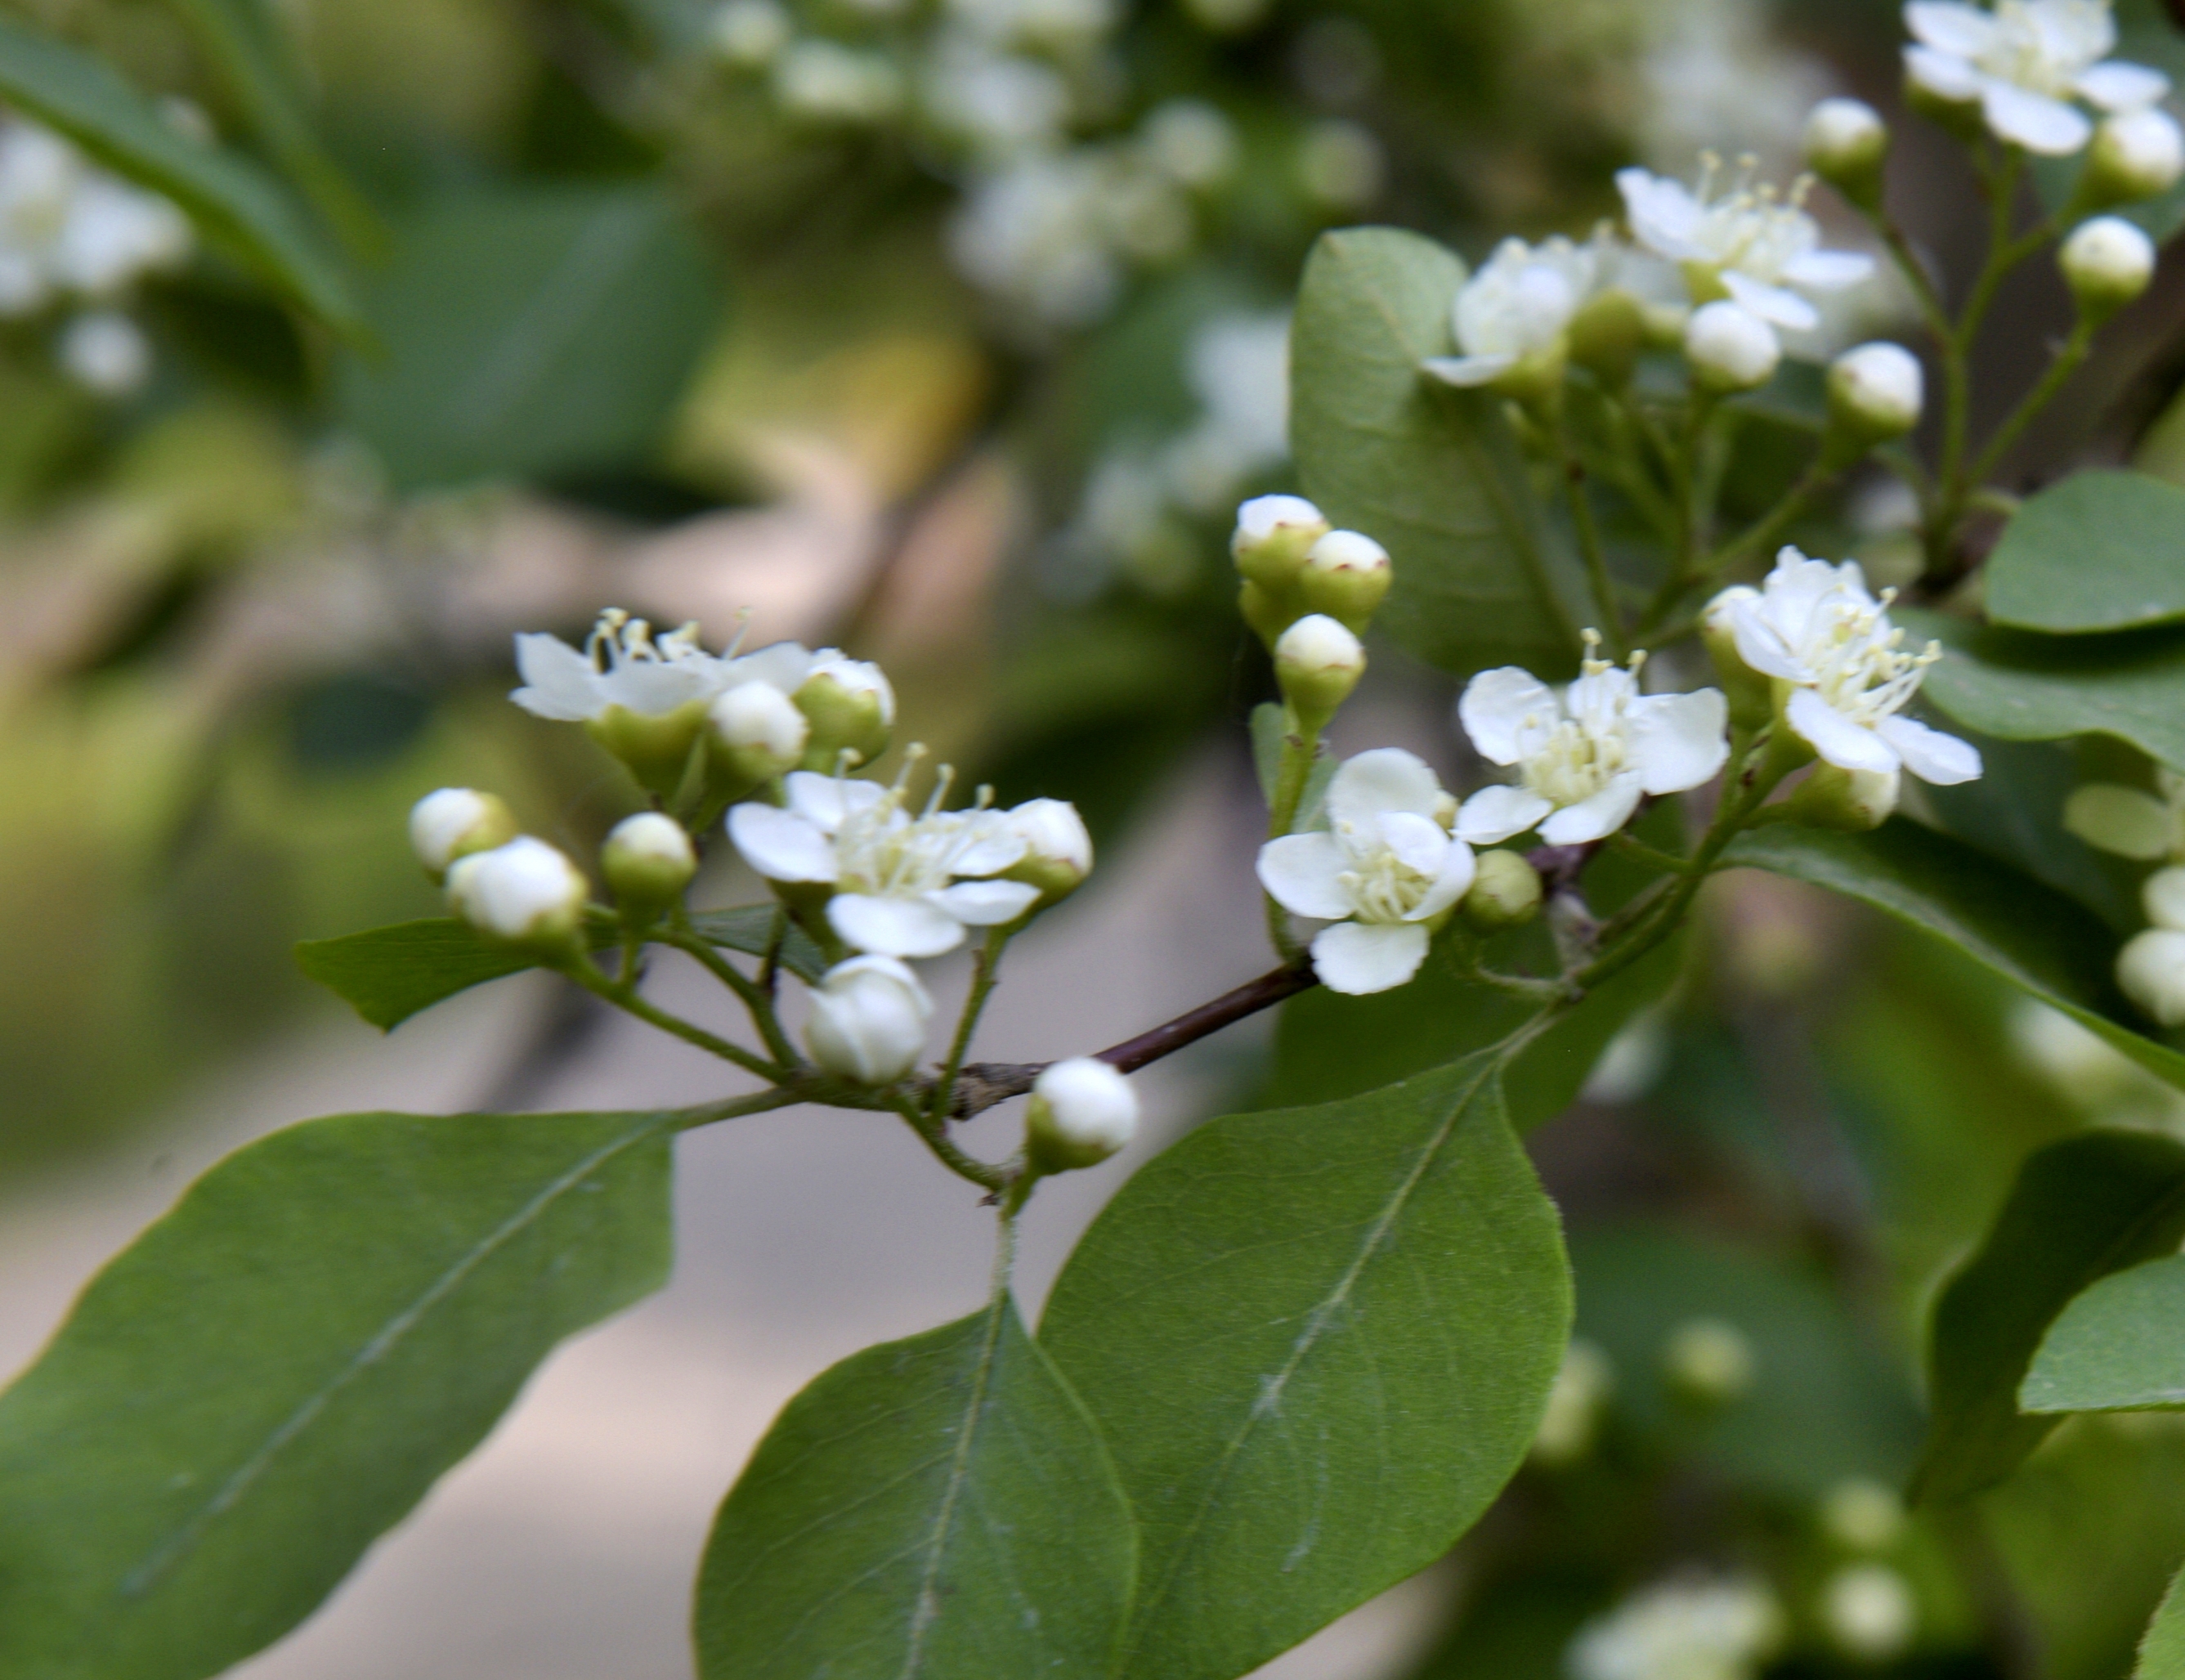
1568 1575 1784 1680
1903 0 2170 157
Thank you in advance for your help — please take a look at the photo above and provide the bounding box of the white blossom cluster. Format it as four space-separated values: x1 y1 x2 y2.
1567 1575 1784 1680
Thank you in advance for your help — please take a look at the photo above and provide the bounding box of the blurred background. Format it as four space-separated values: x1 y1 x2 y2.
7 0 2185 1672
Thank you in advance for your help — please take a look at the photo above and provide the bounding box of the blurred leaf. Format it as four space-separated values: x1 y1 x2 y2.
0 1107 674 1679
339 183 721 491
2026 1252 2185 1413
1986 473 2185 634
1911 1129 2185 1500
1291 226 1581 677
1040 1048 1571 1680
2139 1565 2185 1680
693 1297 1136 1679
1723 820 2185 1089
0 15 356 330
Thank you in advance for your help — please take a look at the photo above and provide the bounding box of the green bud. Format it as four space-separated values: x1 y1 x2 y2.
1567 288 1645 387
584 699 709 800
1239 577 1296 649
1781 762 1899 831
794 654 893 772
2077 109 2184 212
1230 494 1328 589
1296 529 1391 634
1462 849 1542 930
1001 797 1093 909
602 812 698 916
1274 612 1365 730
1803 98 1889 213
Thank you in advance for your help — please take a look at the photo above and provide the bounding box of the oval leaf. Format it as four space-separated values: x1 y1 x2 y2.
1987 472 2185 634
0 1107 676 1679
1039 1048 1572 1680
693 1296 1136 1679
2025 1252 2185 1413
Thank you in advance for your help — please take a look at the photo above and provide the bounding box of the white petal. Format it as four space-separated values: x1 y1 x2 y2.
1377 811 1451 876
1780 250 1875 290
1422 353 1516 387
1310 920 1431 995
1628 690 1730 795
1905 43 1981 102
828 892 965 957
1408 837 1477 922
2078 60 2170 113
1729 598 1807 681
1455 784 1555 844
1328 747 1444 827
1981 81 2092 155
929 878 1042 925
1459 667 1560 765
1723 271 1819 331
1256 833 1355 920
1786 688 1901 774
1616 168 1706 260
1874 715 1982 786
727 642 817 693
728 803 839 883
1539 775 1645 844
1905 2 1995 57
510 634 603 720
948 815 1028 877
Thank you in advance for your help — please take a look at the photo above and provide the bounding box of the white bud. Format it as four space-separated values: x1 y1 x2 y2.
1299 528 1393 632
1662 1315 1755 1404
410 787 519 880
1028 1056 1139 1170
710 0 790 67
2119 927 2185 1026
2060 216 2156 321
1005 798 1093 904
795 651 893 770
1804 99 1888 206
1274 612 1366 726
710 680 809 778
2086 107 2185 208
602 812 697 910
1683 300 1780 392
1231 493 1329 585
446 836 589 952
805 956 933 1084
1821 1564 1917 1663
1826 342 1923 446
2147 866 2185 932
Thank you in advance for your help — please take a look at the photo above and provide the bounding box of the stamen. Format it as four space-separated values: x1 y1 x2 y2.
723 606 754 658
923 764 957 818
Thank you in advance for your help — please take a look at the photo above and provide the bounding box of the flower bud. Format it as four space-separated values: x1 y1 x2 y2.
1026 1056 1139 1172
1782 762 1901 831
795 652 893 772
1296 529 1392 634
805 955 932 1084
2120 927 2185 1025
1238 578 1292 647
1462 849 1543 930
2060 216 2156 324
2081 108 2185 210
1803 98 1889 211
1231 494 1329 589
446 836 589 956
1567 287 1645 387
2145 865 2185 932
1274 612 1366 729
1004 798 1093 907
1661 1315 1755 1405
1824 342 1923 460
1701 586 1772 729
1684 301 1780 393
410 787 519 882
710 680 810 787
1822 1565 1917 1664
602 813 697 915
587 700 710 800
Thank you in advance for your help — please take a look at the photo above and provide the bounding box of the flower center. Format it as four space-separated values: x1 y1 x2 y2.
584 607 710 674
1983 1 2100 94
830 753 997 899
1797 592 1941 724
1333 828 1436 924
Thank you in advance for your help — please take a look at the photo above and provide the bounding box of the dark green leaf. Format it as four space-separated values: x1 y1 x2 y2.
2138 1565 2185 1680
684 905 828 982
1040 1048 1572 1680
339 183 721 491
0 16 356 330
694 1296 1136 1679
1723 820 2185 1090
0 1107 674 1679
1986 472 2185 634
1910 1129 2185 1500
1290 226 1581 676
2025 1252 2185 1413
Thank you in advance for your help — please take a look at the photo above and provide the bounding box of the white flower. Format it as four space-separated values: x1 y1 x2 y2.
1569 1576 1784 1680
0 122 190 316
2064 768 2185 860
1823 1565 1918 1662
1256 748 1476 995
446 836 589 946
1455 638 1729 847
512 609 865 727
805 956 933 1083
1618 155 1874 335
728 766 1041 956
58 310 150 396
1028 1056 1139 1166
1903 0 2168 155
1422 234 1597 388
1720 548 1982 786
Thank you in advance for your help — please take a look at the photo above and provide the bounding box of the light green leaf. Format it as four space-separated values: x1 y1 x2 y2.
0 1107 675 1679
1986 472 2185 634
1040 1047 1572 1680
0 15 356 330
339 183 722 491
2138 1565 2185 1680
1290 226 1581 676
1910 608 2185 771
1910 1129 2185 1500
693 1296 1136 1679
2025 1252 2185 1413
1722 820 2185 1090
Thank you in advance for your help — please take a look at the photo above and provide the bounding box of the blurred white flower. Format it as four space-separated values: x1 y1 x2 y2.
950 154 1123 324
774 40 904 123
1640 0 1834 176
921 44 1070 158
1533 1339 1616 1466
1569 1575 1784 1680
710 0 791 67
1296 120 1386 209
0 122 190 317
1821 1563 1918 1662
1423 235 1597 391
1141 100 1238 188
57 309 150 396
1904 0 2167 155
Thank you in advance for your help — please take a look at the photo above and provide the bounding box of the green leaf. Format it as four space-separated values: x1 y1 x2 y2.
2138 1565 2185 1680
1986 472 2185 634
685 905 829 982
693 1295 1136 1680
0 1107 675 1679
1290 226 1580 676
1911 608 2185 772
338 183 722 491
0 15 356 331
1910 1129 2185 1501
2024 1252 2185 1413
1040 1047 1572 1680
1723 820 2185 1091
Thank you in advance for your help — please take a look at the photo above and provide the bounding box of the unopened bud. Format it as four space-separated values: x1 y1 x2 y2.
2144 865 2185 932
587 700 710 800
1822 1565 1918 1663
1662 1315 1755 1405
1783 762 1901 832
446 836 589 956
410 786 518 881
805 955 932 1084
1684 300 1780 393
710 680 809 786
1825 342 1923 460
794 652 893 772
1274 612 1366 729
1804 98 1889 210
1026 1056 1139 1172
1297 528 1391 633
1701 586 1772 728
1567 287 1645 386
2081 108 2185 210
2120 927 2185 1026
1231 494 1329 588
1238 578 1292 647
602 813 697 915
1004 798 1093 907
1462 849 1542 929
2060 216 2156 323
